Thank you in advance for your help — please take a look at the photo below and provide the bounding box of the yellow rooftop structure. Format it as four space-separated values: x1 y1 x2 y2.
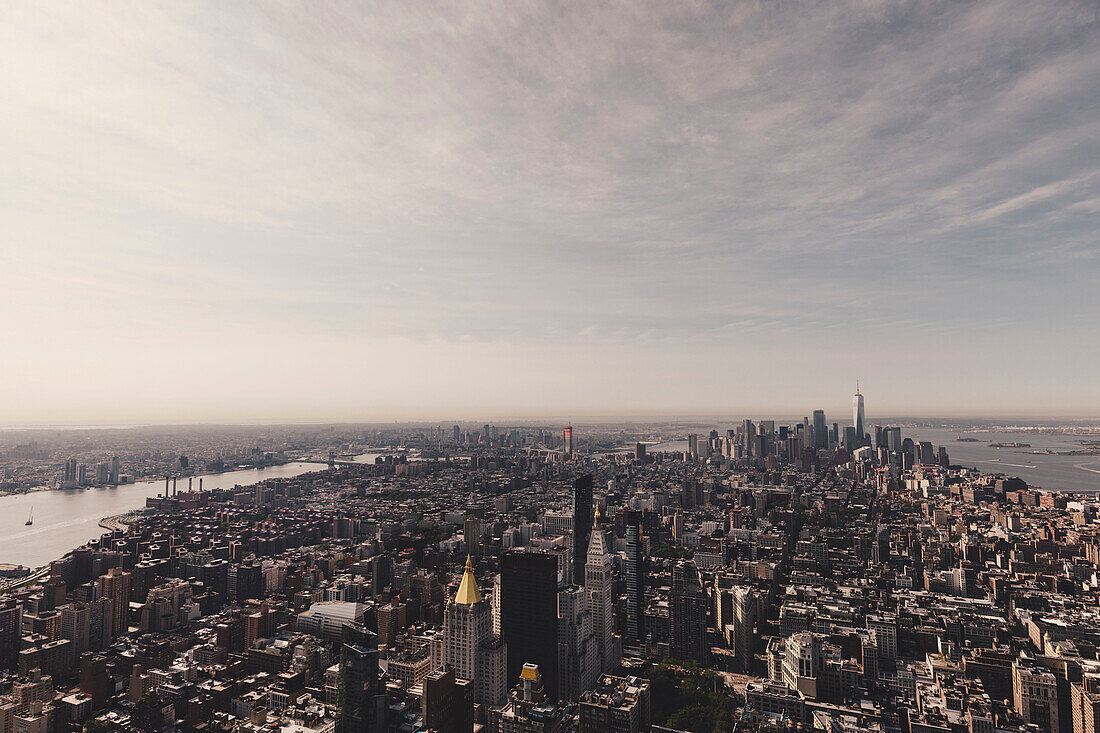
454 555 482 605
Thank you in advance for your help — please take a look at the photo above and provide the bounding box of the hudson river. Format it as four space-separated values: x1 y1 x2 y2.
0 462 324 569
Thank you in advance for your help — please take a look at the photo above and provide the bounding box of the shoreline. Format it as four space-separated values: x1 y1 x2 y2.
0 459 304 499
0 460 335 570
98 512 140 532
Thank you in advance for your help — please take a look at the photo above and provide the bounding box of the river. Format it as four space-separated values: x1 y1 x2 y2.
906 427 1100 494
0 462 325 569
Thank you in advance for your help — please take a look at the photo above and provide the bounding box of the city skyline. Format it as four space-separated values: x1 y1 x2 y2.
4 4 1100 732
0 397 1094 733
3 1 1099 422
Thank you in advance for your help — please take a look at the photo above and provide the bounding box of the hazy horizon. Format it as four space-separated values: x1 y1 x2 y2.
4 409 1100 431
4 2 1099 422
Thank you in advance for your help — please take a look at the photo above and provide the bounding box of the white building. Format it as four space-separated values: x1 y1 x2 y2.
585 526 619 673
443 556 506 708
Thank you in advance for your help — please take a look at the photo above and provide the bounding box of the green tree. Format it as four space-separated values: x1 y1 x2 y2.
643 661 733 733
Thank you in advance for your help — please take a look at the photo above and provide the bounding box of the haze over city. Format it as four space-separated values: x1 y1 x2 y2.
3 1 1100 423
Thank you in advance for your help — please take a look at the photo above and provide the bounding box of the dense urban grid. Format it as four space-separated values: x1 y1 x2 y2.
2 393 1100 733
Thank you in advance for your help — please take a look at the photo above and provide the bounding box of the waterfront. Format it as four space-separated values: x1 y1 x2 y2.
0 462 323 569
908 427 1100 494
646 428 1100 494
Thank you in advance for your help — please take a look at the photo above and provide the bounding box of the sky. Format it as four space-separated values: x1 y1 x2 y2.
2 1 1099 424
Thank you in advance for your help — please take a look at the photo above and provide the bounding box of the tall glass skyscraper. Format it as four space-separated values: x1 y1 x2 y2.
501 551 559 699
623 511 646 653
572 474 593 586
853 386 865 446
812 410 827 450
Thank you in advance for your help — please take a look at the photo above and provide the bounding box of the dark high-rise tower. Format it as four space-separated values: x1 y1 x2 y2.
853 383 865 446
501 551 559 700
623 511 646 652
336 624 385 733
464 516 481 557
812 410 827 450
0 600 22 670
670 561 707 665
886 427 902 453
572 474 593 586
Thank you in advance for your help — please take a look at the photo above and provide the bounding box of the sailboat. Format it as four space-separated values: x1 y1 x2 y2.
25 507 32 526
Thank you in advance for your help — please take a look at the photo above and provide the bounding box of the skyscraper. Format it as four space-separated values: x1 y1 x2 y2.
584 528 617 674
812 411 827 450
0 600 23 669
557 586 598 701
464 516 481 557
731 587 756 671
443 556 506 707
853 385 865 447
563 426 573 458
423 667 474 733
572 474 593 586
622 512 646 653
501 551 560 700
669 561 707 666
61 604 91 657
96 568 131 638
335 624 385 733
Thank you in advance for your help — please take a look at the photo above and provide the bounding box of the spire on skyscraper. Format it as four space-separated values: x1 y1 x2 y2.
853 383 866 445
454 555 482 605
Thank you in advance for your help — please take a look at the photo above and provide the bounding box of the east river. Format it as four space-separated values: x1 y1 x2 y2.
0 462 325 569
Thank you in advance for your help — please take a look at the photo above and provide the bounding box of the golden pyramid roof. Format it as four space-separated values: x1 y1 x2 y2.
454 555 482 605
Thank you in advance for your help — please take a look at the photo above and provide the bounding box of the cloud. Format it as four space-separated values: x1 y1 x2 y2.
0 0 1098 419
